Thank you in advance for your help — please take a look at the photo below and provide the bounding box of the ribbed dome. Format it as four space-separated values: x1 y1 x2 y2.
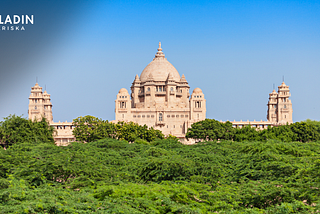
140 42 180 82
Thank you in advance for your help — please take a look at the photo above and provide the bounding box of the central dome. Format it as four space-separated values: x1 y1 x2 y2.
140 42 181 82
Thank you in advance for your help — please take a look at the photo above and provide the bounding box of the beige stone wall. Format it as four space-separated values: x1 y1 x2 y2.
50 121 76 146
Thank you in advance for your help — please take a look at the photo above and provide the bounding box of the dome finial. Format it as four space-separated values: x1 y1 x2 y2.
155 42 165 58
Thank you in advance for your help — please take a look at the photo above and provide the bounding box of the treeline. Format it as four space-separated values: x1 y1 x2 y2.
1 115 320 146
186 119 320 143
72 115 164 143
0 115 54 147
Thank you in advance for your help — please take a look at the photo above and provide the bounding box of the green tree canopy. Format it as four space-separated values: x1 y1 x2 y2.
186 119 235 141
0 115 54 146
73 116 164 143
72 115 116 143
290 122 320 142
186 119 320 143
303 119 320 132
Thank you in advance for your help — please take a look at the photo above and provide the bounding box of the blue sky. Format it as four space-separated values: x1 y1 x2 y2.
0 0 319 122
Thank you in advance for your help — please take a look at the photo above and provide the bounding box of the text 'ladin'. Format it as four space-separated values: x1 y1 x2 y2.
0 15 34 25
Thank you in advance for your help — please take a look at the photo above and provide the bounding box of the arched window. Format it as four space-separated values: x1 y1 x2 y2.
159 113 163 121
147 87 150 92
35 106 37 110
284 105 286 108
195 101 200 108
170 87 173 91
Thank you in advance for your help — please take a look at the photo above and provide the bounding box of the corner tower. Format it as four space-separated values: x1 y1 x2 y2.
266 82 293 124
267 89 278 123
276 82 293 124
28 83 53 122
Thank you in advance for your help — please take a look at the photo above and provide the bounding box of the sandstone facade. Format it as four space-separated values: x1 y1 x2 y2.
28 43 293 144
28 83 75 145
114 42 206 140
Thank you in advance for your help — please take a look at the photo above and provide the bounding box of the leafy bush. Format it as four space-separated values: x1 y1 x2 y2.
186 119 320 143
73 116 164 143
0 115 54 146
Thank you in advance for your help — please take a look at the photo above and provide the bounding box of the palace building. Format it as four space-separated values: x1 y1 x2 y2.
114 42 206 141
28 83 75 145
28 42 293 144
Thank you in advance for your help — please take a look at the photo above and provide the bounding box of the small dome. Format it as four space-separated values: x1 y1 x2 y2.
192 88 202 94
118 88 129 94
270 89 277 94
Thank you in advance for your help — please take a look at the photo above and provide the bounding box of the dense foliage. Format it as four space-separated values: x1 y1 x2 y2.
186 119 320 142
304 119 320 133
185 119 234 141
0 115 54 147
2 137 320 213
72 115 164 143
2 116 320 213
